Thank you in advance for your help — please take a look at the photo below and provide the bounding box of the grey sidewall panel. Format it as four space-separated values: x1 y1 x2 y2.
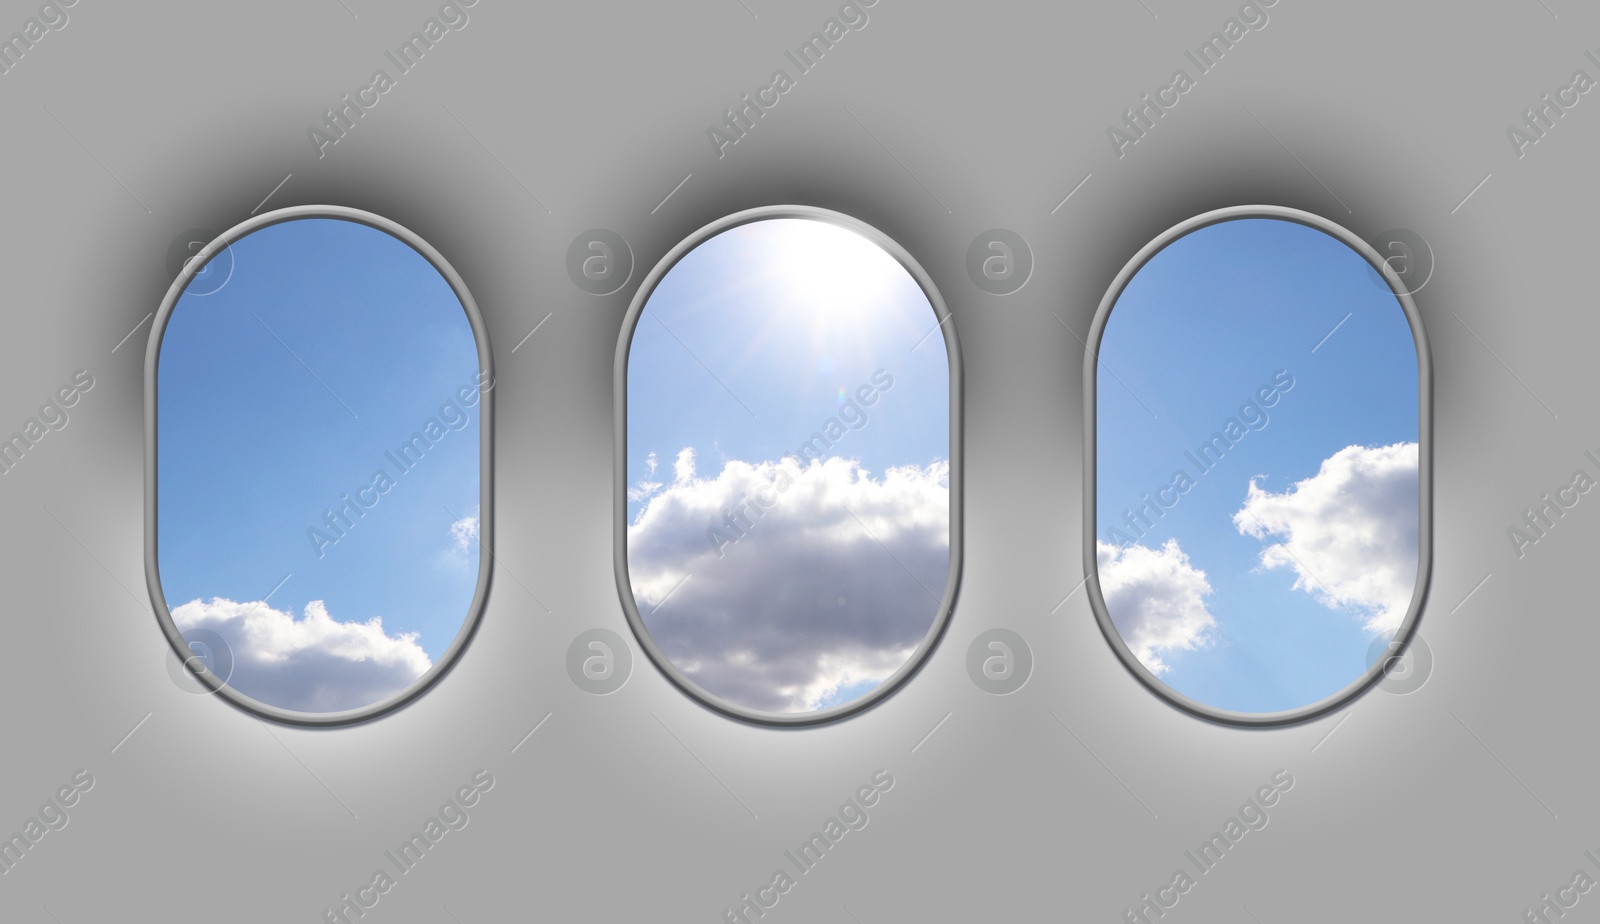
0 2 1590 922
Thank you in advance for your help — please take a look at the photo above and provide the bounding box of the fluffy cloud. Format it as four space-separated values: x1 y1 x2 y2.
1096 539 1216 674
171 597 432 713
627 453 950 713
1233 442 1419 634
673 447 697 485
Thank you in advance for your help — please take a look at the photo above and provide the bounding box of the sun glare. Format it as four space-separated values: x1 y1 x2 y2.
761 219 904 329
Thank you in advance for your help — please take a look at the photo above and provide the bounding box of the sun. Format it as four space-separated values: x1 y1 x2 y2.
760 218 905 334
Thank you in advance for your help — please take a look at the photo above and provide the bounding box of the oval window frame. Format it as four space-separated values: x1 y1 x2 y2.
613 204 963 726
144 205 495 727
1082 204 1433 727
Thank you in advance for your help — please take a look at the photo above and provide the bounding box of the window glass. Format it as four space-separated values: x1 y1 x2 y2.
151 211 490 722
1089 210 1427 722
620 210 958 723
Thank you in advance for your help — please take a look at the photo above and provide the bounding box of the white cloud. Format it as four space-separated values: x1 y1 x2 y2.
1096 539 1217 674
628 451 663 502
449 511 480 554
673 447 697 484
171 597 432 713
1233 442 1419 634
627 453 950 713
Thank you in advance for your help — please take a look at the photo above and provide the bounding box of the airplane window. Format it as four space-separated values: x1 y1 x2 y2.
617 207 961 724
148 207 492 724
1086 207 1430 724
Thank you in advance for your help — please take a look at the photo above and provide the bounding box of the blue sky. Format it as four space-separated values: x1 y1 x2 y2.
625 219 950 520
1095 217 1420 714
158 218 483 709
624 218 952 714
